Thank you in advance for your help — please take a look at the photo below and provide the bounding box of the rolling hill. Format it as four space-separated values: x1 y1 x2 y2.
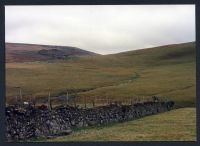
6 42 196 107
6 43 99 63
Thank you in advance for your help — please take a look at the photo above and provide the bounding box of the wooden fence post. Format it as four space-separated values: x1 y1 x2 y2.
67 92 69 105
84 96 86 108
74 97 76 107
15 96 18 105
92 96 95 107
65 91 69 107
33 95 36 108
19 88 22 105
50 98 52 109
48 91 52 110
65 94 67 107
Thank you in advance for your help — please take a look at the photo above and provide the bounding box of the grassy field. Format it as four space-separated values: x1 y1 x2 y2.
43 108 196 141
6 42 196 107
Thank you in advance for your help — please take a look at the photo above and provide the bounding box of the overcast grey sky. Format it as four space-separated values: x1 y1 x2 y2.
5 5 195 54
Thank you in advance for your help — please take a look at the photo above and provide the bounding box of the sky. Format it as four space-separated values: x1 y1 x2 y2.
5 5 195 55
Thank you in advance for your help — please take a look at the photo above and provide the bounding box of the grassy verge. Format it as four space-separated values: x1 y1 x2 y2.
42 108 196 141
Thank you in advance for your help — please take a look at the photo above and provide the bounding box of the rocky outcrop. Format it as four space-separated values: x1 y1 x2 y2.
6 43 99 62
37 47 98 59
6 100 174 141
38 49 66 59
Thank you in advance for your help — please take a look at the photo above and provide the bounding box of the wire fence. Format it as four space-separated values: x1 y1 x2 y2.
7 91 169 109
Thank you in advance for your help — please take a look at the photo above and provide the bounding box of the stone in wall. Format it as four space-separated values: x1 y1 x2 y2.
6 100 174 141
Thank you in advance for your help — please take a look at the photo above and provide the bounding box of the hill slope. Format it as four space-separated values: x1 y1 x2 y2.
6 43 98 62
6 42 196 107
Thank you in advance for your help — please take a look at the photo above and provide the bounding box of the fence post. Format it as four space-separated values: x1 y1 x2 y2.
33 95 36 108
65 94 67 107
19 88 23 106
92 96 95 107
50 97 52 109
74 97 76 107
84 96 86 108
15 96 18 105
65 91 69 107
48 91 52 110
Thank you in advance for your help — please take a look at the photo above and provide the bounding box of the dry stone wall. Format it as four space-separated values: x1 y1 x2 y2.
6 100 174 141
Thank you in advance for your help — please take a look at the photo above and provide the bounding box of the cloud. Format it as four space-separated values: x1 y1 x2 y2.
5 5 195 54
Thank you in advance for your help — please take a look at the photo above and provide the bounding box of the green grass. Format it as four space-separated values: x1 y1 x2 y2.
43 108 196 141
6 42 196 107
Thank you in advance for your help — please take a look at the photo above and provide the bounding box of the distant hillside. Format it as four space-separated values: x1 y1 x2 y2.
6 42 196 107
6 43 99 62
111 42 195 66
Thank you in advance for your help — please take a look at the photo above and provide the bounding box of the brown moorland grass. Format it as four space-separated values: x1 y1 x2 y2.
6 42 195 107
